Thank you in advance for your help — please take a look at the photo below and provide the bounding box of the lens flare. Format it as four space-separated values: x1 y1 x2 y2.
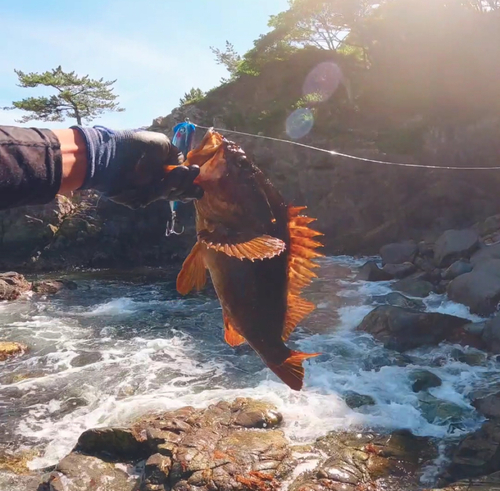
303 62 343 102
286 108 314 139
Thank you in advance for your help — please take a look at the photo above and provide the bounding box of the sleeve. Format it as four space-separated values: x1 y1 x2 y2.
0 125 62 210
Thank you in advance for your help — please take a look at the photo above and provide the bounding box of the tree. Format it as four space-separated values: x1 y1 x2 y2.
179 88 206 106
210 41 242 78
4 66 124 125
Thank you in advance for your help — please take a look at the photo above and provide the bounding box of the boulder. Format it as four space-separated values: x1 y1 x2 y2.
382 262 416 279
392 275 434 298
442 260 473 280
473 392 500 419
448 270 500 316
356 261 393 281
380 241 417 266
0 342 27 362
344 391 376 409
443 420 500 482
471 242 500 266
437 471 500 491
357 306 473 351
372 292 425 311
0 272 31 301
450 347 487 366
434 229 479 268
418 240 434 257
482 313 500 353
418 393 465 424
32 279 77 295
409 370 442 392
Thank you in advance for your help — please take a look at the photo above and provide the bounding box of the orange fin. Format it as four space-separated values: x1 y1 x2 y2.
269 351 320 391
283 205 323 338
223 314 246 347
199 231 286 262
176 242 206 295
283 295 316 341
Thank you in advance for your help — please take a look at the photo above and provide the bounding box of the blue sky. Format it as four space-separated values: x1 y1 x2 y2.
0 0 288 129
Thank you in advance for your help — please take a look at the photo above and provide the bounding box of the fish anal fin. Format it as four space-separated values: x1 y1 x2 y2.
223 315 246 347
200 231 286 261
269 351 320 391
176 242 206 295
283 295 316 341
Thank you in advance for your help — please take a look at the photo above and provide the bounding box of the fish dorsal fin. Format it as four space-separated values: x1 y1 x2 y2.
198 230 286 262
223 313 246 347
176 242 207 295
284 206 323 338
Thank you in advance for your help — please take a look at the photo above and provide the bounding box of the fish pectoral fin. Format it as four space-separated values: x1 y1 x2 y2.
269 351 320 391
198 229 286 262
176 242 207 295
223 315 246 347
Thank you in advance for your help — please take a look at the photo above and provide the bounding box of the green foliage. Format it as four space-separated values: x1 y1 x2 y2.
210 41 242 79
179 88 206 106
4 66 124 125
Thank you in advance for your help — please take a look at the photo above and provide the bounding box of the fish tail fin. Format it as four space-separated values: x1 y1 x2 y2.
269 350 320 391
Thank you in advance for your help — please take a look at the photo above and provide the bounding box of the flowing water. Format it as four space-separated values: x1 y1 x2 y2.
1 256 500 488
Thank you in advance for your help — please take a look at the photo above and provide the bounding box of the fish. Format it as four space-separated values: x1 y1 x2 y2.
175 129 323 391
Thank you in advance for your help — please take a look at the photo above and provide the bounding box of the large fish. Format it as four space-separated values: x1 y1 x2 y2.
175 129 323 390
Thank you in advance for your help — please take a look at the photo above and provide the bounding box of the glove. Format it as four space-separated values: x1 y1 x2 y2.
71 126 204 209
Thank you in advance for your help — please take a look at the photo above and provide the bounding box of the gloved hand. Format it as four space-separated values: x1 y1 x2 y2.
71 126 203 209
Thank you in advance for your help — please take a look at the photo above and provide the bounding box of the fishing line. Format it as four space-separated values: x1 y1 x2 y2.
192 123 500 171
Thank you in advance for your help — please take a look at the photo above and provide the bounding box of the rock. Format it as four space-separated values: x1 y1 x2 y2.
471 242 500 266
418 240 434 257
442 260 473 280
473 258 500 278
142 453 171 490
448 270 500 316
437 471 500 491
357 306 473 351
231 398 283 428
418 393 465 424
450 347 487 366
0 342 27 362
372 292 426 311
40 454 137 491
443 420 500 482
75 427 149 460
344 391 376 409
414 255 437 273
382 262 416 279
482 313 500 353
356 261 393 281
463 321 486 337
32 279 77 295
380 241 417 266
0 272 31 301
409 370 442 392
473 392 500 419
392 275 434 298
70 352 103 368
434 229 479 268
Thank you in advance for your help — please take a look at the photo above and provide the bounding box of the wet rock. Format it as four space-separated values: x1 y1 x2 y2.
0 342 27 362
418 240 434 257
232 398 283 428
409 370 442 392
463 322 486 337
380 240 417 266
0 272 31 301
75 427 149 460
356 260 393 281
436 471 500 491
471 242 500 266
481 313 500 353
372 292 425 311
443 420 500 482
473 392 500 419
382 262 416 279
450 347 487 366
141 453 171 490
442 260 473 280
344 391 376 409
39 453 137 491
418 393 465 424
448 270 500 316
357 306 472 351
392 275 434 298
70 352 103 368
434 229 479 268
473 258 500 278
32 279 77 295
414 255 437 274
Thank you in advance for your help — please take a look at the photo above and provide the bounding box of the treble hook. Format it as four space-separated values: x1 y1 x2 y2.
165 206 185 236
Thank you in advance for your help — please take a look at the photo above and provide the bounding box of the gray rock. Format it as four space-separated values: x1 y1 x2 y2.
442 260 473 280
372 292 426 311
356 261 393 281
418 240 434 257
409 370 442 392
357 306 472 351
32 279 77 295
471 242 500 266
448 270 500 316
482 313 500 353
463 321 486 337
392 275 434 298
473 392 500 419
70 352 103 368
382 262 417 279
473 258 500 278
450 347 487 366
434 229 479 268
344 391 376 409
418 393 465 424
380 241 417 266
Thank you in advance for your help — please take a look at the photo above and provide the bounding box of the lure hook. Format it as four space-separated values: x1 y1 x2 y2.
165 209 185 236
